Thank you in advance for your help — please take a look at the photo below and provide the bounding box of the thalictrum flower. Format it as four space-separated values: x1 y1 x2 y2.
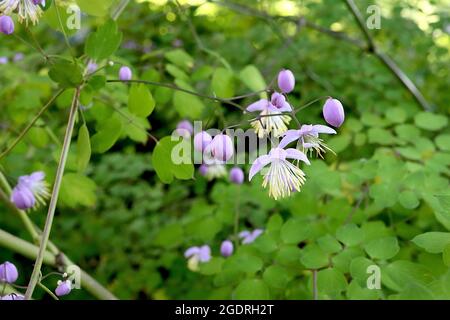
0 15 14 34
277 69 295 93
0 0 43 25
184 245 211 271
0 261 18 283
220 240 234 257
249 147 310 200
55 280 72 297
193 131 212 153
207 134 234 162
247 92 292 138
322 97 345 127
10 171 50 210
239 229 263 244
279 124 336 157
119 66 132 81
229 167 244 185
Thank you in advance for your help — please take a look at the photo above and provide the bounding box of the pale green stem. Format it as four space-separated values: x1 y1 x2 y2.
25 88 81 300
37 282 59 300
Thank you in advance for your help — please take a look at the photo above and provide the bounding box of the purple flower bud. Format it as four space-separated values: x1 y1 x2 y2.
55 280 72 297
32 0 45 5
0 293 24 300
119 66 132 81
0 56 8 64
176 120 194 138
198 164 208 176
0 261 19 283
220 240 234 257
13 53 24 62
87 61 98 74
323 97 345 127
193 131 212 152
278 69 295 93
0 16 14 35
11 185 36 210
229 167 244 184
209 134 234 162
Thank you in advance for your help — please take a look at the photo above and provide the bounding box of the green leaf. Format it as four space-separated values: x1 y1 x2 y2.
350 257 375 287
211 68 235 98
382 261 434 292
59 173 96 207
224 254 263 274
173 81 205 119
77 124 91 172
398 190 420 209
165 49 194 70
317 234 342 254
412 232 450 253
336 223 364 246
263 265 291 289
414 112 448 131
280 218 311 244
153 224 183 248
76 0 113 17
364 236 399 260
152 136 194 184
367 128 397 145
128 84 155 117
85 20 122 60
199 257 224 275
317 268 347 296
435 134 450 151
27 127 49 148
91 115 123 153
443 244 450 267
48 59 83 88
239 65 267 97
233 279 270 300
300 244 329 269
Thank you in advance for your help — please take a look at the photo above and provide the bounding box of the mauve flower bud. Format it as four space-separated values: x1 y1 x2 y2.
0 261 19 283
210 134 234 162
278 69 295 93
220 240 234 257
198 164 208 176
229 167 244 184
10 185 35 210
55 280 72 297
0 57 8 64
0 16 14 35
176 120 194 137
194 131 212 152
32 0 44 5
119 66 132 81
323 97 345 127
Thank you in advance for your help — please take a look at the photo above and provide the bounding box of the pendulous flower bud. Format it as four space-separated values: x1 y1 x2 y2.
229 167 244 185
0 16 14 35
176 120 194 138
55 280 72 297
119 66 132 81
0 261 19 284
193 131 212 153
220 240 234 257
323 97 345 128
209 134 234 162
277 69 295 93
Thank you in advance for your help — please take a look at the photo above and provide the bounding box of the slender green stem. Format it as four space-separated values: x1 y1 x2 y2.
54 1 76 61
312 269 318 300
0 89 65 160
107 79 245 111
233 185 241 248
111 0 131 20
37 282 59 300
25 88 81 300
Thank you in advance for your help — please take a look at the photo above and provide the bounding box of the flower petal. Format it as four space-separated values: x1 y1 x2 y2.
249 155 271 181
278 130 300 149
277 101 292 112
246 99 269 112
285 148 310 165
312 125 336 135
184 246 200 258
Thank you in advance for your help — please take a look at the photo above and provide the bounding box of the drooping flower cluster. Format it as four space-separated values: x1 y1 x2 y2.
10 171 50 210
248 69 345 199
0 0 44 25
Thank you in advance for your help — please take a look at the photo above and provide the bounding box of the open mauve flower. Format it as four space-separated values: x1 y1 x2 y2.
239 229 263 244
279 124 336 157
323 98 345 127
249 147 310 200
10 171 50 210
119 66 132 81
0 261 19 283
184 245 211 271
0 293 24 300
247 92 292 138
278 69 295 93
220 240 234 257
55 280 72 297
0 15 14 34
0 1 43 25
